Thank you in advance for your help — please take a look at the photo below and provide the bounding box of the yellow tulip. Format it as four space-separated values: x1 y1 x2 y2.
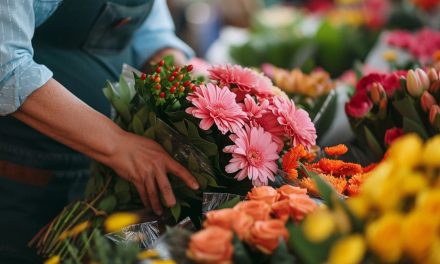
416 190 440 225
366 213 404 262
421 136 440 166
151 260 176 264
138 249 160 260
44 255 60 264
402 211 437 262
303 209 336 242
425 239 440 264
346 196 369 220
387 134 422 168
104 212 140 233
327 235 366 264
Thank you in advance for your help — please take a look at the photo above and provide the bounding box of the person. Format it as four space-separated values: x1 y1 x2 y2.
0 0 199 263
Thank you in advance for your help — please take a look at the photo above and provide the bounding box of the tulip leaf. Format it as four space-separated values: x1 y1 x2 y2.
218 196 241 209
233 236 253 264
170 202 181 222
393 96 423 124
173 120 189 136
112 98 131 122
363 126 384 158
270 239 297 264
403 117 429 139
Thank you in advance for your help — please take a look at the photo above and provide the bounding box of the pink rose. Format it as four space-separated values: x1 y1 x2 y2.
345 91 373 118
384 127 404 146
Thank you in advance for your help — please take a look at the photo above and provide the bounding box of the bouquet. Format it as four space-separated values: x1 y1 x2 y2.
33 59 318 261
345 66 440 158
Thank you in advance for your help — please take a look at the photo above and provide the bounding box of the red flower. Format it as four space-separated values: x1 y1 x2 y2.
384 127 404 146
345 91 373 118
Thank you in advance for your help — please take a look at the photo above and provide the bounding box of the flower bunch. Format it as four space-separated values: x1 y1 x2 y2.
282 144 370 197
187 185 317 263
291 134 440 264
346 67 440 158
387 28 440 65
185 64 317 186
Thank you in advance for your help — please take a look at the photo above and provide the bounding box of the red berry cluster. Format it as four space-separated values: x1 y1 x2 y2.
139 60 196 106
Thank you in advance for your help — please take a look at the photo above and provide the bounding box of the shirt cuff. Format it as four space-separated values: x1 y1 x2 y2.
0 58 53 115
132 31 195 69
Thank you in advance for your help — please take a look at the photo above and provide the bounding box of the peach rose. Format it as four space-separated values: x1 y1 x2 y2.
272 194 317 222
247 186 279 204
204 208 238 229
188 226 233 264
277 185 307 200
232 211 254 240
248 220 289 253
234 200 271 221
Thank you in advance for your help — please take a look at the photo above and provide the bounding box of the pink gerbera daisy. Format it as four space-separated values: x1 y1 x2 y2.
223 126 279 186
186 83 247 135
241 95 269 122
208 64 273 100
270 97 317 149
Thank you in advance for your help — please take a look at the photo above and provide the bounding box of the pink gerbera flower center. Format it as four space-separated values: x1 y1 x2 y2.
247 148 263 166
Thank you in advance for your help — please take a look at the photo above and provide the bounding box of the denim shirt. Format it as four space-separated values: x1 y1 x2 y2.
0 0 193 116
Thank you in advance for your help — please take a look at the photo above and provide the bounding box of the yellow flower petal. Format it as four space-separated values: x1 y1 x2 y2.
328 235 366 264
138 249 160 260
402 211 437 261
44 255 60 264
104 212 139 233
303 209 336 242
151 260 176 264
69 221 91 237
421 136 440 166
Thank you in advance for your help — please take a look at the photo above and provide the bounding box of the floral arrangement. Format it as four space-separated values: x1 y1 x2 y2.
282 144 372 197
261 64 338 136
387 28 440 65
288 134 440 264
345 66 440 158
33 59 317 261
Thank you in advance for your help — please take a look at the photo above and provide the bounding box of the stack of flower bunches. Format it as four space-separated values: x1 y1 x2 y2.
345 67 440 158
295 134 440 264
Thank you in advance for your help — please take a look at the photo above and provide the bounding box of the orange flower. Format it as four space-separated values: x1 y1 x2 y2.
271 193 317 222
324 144 348 156
318 158 363 177
323 174 347 194
347 184 361 196
300 177 320 197
247 186 279 205
204 208 238 230
277 185 307 200
232 212 254 240
248 220 289 254
347 173 368 196
234 200 271 221
187 227 233 264
363 163 377 173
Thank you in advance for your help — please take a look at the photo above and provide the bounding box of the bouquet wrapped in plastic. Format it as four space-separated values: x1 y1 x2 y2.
33 58 318 261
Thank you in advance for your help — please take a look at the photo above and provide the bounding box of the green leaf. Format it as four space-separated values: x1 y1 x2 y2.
218 196 241 209
393 96 423 124
188 153 200 172
143 127 155 139
119 76 132 103
186 120 200 139
403 117 429 139
189 138 218 157
270 239 297 264
98 195 117 213
170 202 181 221
112 98 131 122
149 112 157 126
103 81 115 101
115 191 131 204
163 139 173 153
363 126 384 158
173 120 189 136
132 115 144 135
313 91 338 138
233 236 252 264
114 179 130 193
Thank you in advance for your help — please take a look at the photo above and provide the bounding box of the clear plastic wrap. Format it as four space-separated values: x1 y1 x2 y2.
202 192 244 214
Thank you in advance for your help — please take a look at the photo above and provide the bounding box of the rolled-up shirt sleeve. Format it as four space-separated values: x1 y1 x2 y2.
0 0 53 116
132 0 194 68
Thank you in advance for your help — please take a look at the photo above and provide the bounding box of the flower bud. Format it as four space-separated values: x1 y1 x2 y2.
429 104 440 125
421 91 437 112
428 68 439 83
429 80 440 94
406 70 423 97
369 82 386 104
416 69 430 91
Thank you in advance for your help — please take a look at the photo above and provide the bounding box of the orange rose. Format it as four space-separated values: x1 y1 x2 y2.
234 200 271 221
188 226 233 264
204 209 238 229
248 220 289 253
204 208 254 240
277 185 307 200
247 186 279 204
272 194 317 222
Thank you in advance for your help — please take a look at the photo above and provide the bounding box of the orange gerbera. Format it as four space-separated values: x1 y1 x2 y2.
318 158 363 177
299 177 319 197
282 144 309 179
323 174 347 194
324 144 348 156
347 173 368 196
363 163 377 173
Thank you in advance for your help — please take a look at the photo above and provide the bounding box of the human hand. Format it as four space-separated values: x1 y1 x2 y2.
104 131 199 215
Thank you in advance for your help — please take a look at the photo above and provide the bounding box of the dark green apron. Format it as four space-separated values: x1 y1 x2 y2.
0 0 154 262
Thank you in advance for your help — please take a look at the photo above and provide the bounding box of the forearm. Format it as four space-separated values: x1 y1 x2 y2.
13 78 123 164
